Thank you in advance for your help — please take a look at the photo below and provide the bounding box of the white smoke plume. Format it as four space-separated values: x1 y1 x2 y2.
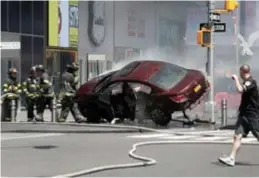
98 47 208 77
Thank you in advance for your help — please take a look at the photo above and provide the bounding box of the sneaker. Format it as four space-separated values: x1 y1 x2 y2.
111 118 120 124
218 155 235 166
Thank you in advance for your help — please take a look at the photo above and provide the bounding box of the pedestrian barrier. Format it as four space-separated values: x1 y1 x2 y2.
1 93 21 122
1 94 60 123
51 97 57 122
221 98 228 127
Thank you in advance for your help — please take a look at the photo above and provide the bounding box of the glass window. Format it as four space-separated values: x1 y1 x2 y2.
21 36 32 81
8 1 20 33
114 61 141 77
108 82 123 95
148 64 188 90
33 1 44 35
33 37 44 66
128 82 152 94
21 1 32 34
1 1 7 31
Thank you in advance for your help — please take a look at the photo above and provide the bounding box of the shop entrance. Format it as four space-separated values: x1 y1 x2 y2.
83 54 111 82
45 48 77 94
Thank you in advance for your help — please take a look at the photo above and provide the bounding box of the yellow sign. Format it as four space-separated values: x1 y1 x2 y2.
48 0 78 48
48 1 59 47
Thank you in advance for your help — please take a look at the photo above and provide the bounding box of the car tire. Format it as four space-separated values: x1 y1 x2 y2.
150 108 171 127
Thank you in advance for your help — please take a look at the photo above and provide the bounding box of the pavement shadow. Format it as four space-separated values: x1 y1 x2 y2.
1 145 58 150
212 161 259 167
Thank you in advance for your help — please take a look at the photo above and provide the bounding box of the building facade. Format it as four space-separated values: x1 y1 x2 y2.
1 1 79 94
78 1 193 83
1 1 45 83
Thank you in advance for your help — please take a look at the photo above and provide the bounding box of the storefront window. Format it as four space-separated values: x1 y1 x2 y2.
21 35 32 81
8 1 20 33
21 1 33 34
1 1 7 31
33 37 44 66
33 1 44 35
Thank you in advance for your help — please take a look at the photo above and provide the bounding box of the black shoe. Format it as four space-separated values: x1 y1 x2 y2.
35 119 44 122
56 118 66 123
75 117 87 123
2 118 12 122
27 118 34 122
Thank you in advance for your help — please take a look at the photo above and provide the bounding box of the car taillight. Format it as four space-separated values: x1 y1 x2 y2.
171 94 187 103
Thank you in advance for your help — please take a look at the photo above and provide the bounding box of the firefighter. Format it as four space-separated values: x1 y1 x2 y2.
57 64 86 123
22 66 40 122
35 64 55 121
72 61 79 87
1 68 22 122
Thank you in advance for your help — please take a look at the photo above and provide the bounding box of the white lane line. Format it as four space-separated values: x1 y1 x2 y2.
127 134 170 138
161 135 198 140
194 136 231 141
242 138 258 143
1 133 64 141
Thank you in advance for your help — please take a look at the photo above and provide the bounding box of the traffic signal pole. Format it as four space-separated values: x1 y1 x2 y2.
207 0 216 124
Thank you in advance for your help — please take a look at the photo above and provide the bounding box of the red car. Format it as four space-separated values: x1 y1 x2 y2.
76 60 210 126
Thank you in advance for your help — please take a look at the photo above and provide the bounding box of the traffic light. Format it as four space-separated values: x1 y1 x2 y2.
225 0 239 12
215 0 239 13
197 27 212 48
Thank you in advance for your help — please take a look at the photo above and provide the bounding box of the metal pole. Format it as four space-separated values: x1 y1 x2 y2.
207 0 216 123
51 97 57 122
11 99 16 122
233 10 239 73
221 98 228 126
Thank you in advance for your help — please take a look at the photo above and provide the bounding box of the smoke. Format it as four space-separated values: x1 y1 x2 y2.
99 47 208 77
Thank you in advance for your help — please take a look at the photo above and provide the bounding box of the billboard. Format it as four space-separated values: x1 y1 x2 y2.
48 0 79 48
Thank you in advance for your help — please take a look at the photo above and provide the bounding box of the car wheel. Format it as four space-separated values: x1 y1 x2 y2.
150 108 171 127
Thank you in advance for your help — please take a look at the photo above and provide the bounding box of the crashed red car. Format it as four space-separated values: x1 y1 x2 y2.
76 60 210 126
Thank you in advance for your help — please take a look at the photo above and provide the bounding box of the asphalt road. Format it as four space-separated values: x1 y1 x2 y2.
1 130 259 177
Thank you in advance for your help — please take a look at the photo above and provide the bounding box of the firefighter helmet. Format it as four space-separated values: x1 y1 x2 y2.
30 66 37 73
36 64 45 71
8 68 17 74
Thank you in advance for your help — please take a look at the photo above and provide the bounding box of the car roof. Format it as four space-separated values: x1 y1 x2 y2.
111 60 176 82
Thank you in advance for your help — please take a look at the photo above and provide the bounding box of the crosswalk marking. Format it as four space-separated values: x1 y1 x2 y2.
127 130 259 144
195 136 228 141
161 135 198 140
128 134 170 138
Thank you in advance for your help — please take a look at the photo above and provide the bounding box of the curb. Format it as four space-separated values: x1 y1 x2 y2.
1 122 151 134
1 129 145 134
218 124 236 130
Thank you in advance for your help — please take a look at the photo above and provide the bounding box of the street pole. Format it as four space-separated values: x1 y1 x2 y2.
207 0 216 124
233 10 239 73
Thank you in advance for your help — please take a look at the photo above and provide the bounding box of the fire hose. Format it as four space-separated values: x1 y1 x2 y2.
52 123 227 178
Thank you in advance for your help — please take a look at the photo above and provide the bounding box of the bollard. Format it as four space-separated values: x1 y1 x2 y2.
11 99 16 122
51 98 57 122
221 98 228 127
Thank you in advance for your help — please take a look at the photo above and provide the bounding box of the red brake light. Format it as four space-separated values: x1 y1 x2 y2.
171 94 187 103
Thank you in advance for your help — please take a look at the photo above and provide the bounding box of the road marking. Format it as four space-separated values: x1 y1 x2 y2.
127 130 259 144
242 138 258 143
161 135 198 140
1 133 64 141
194 136 229 141
127 134 170 138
